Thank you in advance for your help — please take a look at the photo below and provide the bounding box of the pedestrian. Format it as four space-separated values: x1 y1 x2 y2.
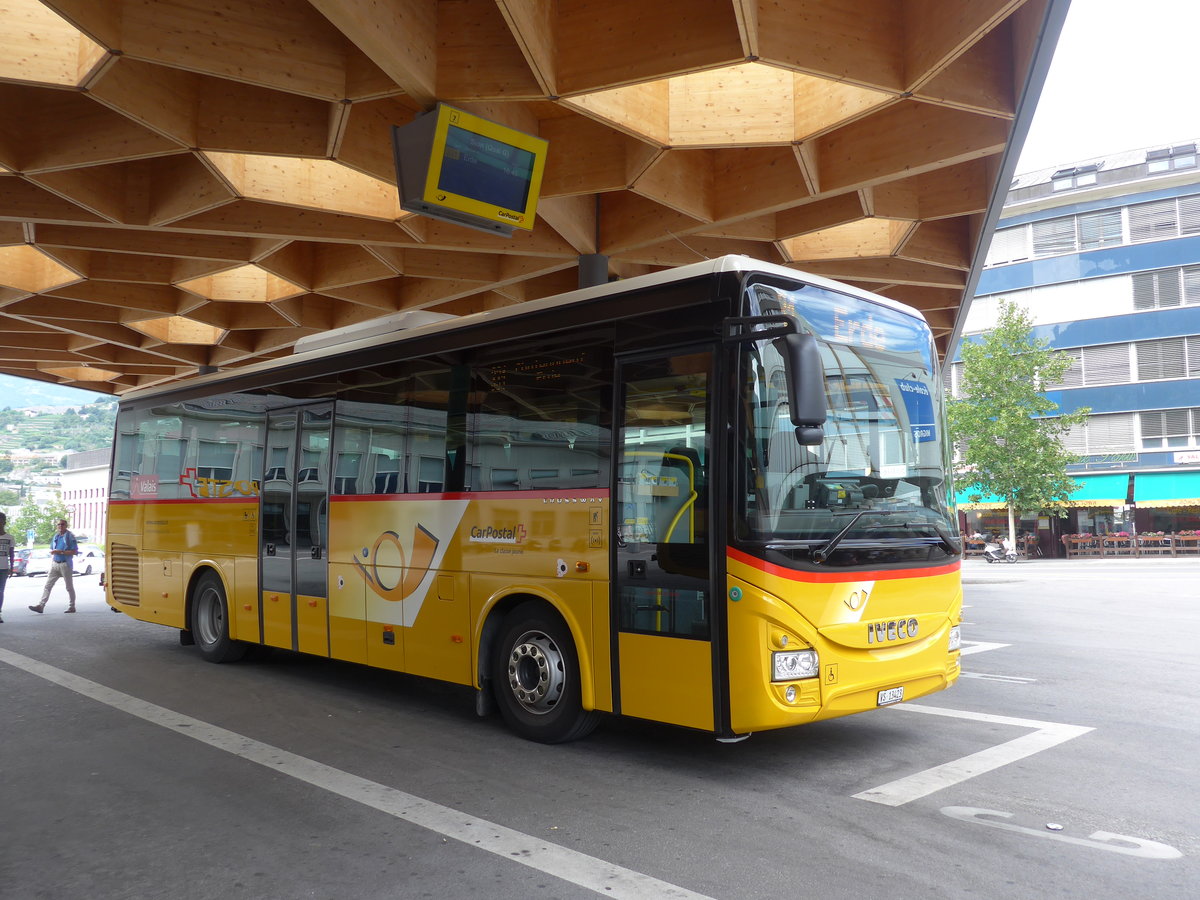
29 518 78 614
0 512 13 623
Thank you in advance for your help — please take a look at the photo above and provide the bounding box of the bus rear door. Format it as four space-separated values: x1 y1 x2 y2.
260 403 333 655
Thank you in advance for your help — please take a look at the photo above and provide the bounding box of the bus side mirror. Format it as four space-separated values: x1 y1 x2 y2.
775 332 826 446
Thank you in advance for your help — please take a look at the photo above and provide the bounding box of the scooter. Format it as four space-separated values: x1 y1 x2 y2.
982 537 1018 563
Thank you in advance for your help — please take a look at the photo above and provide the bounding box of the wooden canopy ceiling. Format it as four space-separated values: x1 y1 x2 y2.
0 0 1061 395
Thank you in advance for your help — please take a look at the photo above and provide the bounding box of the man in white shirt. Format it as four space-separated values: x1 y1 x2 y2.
0 512 14 623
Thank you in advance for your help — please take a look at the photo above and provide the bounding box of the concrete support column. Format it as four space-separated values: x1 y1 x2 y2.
577 254 609 289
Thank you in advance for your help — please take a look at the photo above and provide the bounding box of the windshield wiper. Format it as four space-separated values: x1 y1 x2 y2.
810 511 961 563
926 518 962 556
811 509 902 563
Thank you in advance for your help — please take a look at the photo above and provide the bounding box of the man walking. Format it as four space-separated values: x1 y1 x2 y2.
30 518 78 614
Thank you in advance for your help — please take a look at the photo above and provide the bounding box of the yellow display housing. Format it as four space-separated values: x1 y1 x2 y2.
422 104 547 232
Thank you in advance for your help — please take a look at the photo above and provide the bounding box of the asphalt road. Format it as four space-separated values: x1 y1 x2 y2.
1 559 1197 900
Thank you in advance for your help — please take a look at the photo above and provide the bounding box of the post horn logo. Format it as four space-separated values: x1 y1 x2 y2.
353 525 440 603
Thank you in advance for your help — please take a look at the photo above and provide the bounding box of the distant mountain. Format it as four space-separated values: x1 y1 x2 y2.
0 374 108 410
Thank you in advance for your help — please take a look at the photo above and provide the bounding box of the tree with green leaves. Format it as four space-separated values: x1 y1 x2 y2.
11 495 72 545
948 300 1090 547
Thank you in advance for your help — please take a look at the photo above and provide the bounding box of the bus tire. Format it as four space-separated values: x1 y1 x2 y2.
492 603 599 743
191 571 247 663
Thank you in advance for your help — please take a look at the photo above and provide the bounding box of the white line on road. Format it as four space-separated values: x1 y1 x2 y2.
0 648 713 900
960 641 1010 655
959 672 1036 683
853 704 1093 807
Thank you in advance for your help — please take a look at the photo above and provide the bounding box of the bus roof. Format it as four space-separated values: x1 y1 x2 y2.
121 255 926 403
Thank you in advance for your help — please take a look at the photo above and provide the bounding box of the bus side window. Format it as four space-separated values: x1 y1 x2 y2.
333 361 453 496
467 341 611 492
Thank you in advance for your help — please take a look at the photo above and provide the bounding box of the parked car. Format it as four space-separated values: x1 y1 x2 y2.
21 547 105 577
23 549 53 577
75 546 105 577
12 547 31 577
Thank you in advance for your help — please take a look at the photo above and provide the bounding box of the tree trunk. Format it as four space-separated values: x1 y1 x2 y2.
1007 503 1018 549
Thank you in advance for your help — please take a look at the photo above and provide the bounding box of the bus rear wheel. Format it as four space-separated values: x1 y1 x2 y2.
492 603 599 743
191 571 247 663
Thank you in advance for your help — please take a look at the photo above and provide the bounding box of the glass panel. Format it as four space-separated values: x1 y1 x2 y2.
261 412 295 596
469 342 611 492
196 440 236 481
617 352 710 639
618 354 708 546
736 282 956 566
619 587 709 638
295 407 331 598
334 359 454 495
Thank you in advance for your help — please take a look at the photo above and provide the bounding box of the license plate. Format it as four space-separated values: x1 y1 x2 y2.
877 686 905 706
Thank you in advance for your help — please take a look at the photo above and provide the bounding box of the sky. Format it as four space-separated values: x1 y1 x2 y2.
1015 0 1200 175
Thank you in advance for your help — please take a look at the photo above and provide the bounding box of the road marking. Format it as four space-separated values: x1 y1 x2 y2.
941 807 1181 859
959 672 1036 684
960 640 1010 655
0 648 712 900
853 704 1093 807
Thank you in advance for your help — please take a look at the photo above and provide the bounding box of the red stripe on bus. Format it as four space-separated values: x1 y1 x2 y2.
329 489 611 502
109 497 255 505
726 546 960 583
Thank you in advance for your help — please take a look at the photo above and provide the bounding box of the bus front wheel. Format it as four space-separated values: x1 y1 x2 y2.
191 572 247 663
492 603 599 743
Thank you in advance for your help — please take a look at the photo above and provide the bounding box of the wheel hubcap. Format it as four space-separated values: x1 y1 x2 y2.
195 587 222 646
506 630 565 715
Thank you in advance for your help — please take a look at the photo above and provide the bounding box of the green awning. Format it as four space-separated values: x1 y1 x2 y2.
956 474 1130 509
1067 473 1129 507
1133 472 1200 508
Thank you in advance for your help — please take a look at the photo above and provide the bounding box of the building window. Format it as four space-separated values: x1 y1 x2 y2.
1063 413 1136 455
985 225 1030 266
1032 216 1077 256
1133 268 1182 309
1129 199 1178 241
1139 408 1200 449
1082 343 1132 386
1147 143 1197 173
1133 265 1200 309
1078 209 1123 249
1051 164 1100 192
1129 194 1200 243
1135 338 1189 381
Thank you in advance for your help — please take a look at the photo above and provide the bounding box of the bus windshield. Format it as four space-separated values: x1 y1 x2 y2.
737 281 958 566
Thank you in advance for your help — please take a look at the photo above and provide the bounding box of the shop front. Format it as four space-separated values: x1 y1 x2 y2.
956 472 1200 558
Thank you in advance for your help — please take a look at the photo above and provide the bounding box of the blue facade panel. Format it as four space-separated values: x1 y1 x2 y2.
1048 379 1200 415
953 308 1200 360
1036 307 1200 348
977 235 1200 295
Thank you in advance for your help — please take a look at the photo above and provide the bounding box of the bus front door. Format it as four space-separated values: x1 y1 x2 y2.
613 350 717 732
260 403 333 655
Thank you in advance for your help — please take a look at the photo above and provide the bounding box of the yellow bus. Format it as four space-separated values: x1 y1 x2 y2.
106 256 962 743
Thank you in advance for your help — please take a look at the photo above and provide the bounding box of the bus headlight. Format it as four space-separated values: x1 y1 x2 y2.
772 649 818 682
948 626 961 652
